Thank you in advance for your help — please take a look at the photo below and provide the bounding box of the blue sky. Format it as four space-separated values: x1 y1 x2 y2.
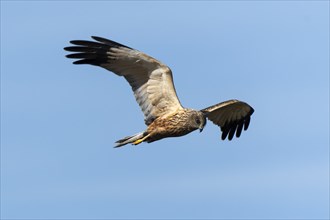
1 1 329 219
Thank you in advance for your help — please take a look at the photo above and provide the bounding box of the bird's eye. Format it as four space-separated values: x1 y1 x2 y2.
195 118 201 124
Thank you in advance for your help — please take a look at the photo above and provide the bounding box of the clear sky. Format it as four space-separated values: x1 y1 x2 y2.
1 1 329 219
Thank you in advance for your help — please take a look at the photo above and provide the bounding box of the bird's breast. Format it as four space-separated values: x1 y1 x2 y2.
146 110 197 141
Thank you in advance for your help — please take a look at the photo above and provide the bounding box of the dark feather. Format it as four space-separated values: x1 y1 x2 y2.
66 53 98 59
73 58 107 65
92 36 132 49
70 40 105 47
244 116 251 130
64 46 107 53
65 37 114 66
221 127 229 140
228 123 237 140
236 120 244 138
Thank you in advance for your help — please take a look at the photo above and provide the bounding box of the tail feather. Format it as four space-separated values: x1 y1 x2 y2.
114 132 145 148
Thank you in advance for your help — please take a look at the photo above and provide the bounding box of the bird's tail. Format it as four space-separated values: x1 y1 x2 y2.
114 132 146 148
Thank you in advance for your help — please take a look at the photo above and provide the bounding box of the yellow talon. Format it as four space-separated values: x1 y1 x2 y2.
133 139 143 145
132 133 151 146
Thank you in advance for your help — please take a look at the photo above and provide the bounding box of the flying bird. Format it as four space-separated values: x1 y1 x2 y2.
64 36 254 147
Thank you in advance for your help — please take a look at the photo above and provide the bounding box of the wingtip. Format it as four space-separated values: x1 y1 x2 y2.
114 142 125 148
250 107 255 115
91 36 99 40
91 36 110 43
64 53 79 63
91 36 103 40
72 60 88 65
244 117 251 130
65 54 74 58
69 40 78 44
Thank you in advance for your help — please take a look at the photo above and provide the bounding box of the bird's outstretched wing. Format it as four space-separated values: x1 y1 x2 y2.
64 36 183 125
201 100 254 140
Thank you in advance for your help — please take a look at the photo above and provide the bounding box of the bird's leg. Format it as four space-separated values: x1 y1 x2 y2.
132 133 151 145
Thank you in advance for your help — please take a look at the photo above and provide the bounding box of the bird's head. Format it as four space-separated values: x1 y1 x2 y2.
191 111 207 132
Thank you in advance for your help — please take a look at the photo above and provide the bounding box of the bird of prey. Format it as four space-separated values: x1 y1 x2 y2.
64 36 254 147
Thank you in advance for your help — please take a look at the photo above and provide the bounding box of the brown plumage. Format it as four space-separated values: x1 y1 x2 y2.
64 36 254 147
144 109 206 143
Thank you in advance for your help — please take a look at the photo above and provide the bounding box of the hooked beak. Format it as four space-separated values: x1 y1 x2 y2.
199 117 207 132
